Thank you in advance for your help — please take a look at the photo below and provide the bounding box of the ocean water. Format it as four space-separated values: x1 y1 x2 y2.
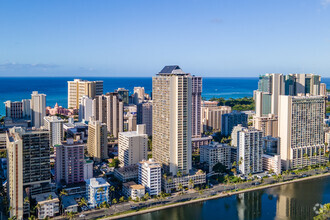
0 77 329 116
0 77 260 116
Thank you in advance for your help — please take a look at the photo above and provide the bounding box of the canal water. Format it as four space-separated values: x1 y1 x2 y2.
123 176 330 220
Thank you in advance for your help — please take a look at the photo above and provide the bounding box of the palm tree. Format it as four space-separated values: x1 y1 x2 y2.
28 215 36 220
224 174 230 185
59 189 68 197
24 196 30 203
238 157 243 166
78 197 88 208
67 212 75 220
112 198 117 205
176 171 182 177
97 187 105 193
188 179 194 189
178 183 183 195
8 216 17 220
47 194 53 200
119 196 125 203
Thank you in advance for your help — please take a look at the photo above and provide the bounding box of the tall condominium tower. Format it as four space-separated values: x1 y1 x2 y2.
79 95 93 122
6 127 51 219
191 75 202 138
137 101 153 136
118 124 148 167
31 91 46 128
4 99 31 119
116 88 129 105
237 127 263 175
221 111 248 136
55 139 84 185
152 65 192 175
87 119 108 162
67 79 103 109
255 73 322 117
44 116 65 147
278 95 326 170
133 87 145 104
92 92 124 138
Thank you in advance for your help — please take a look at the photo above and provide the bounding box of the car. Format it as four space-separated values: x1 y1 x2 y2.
79 214 85 218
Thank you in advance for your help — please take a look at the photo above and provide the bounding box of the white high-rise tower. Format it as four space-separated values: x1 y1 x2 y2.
152 65 192 175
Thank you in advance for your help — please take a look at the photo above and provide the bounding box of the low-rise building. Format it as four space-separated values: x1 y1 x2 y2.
61 195 80 213
200 142 232 172
138 159 161 196
114 165 139 183
162 170 206 193
32 192 60 219
86 178 110 208
191 136 212 154
262 154 281 175
122 181 145 200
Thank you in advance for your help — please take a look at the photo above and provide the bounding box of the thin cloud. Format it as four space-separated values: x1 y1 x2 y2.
321 0 330 8
210 18 223 24
0 62 59 71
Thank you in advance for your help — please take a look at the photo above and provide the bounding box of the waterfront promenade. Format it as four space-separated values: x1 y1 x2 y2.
56 168 330 220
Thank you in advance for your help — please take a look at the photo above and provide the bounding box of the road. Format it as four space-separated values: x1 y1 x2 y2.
54 167 329 220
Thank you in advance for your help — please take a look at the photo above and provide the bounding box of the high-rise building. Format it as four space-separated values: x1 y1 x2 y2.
137 101 152 136
237 127 263 175
278 95 327 170
133 87 145 104
93 92 124 138
200 142 232 172
79 95 93 122
201 106 231 133
231 124 244 147
152 65 192 175
55 139 85 185
255 73 322 117
6 127 51 219
44 116 65 147
118 124 148 167
221 111 248 136
253 114 278 137
67 79 103 109
138 159 161 196
116 88 129 105
87 119 108 162
4 99 31 119
31 91 46 128
191 75 202 138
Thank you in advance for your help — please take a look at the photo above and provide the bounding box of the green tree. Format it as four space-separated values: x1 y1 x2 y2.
212 162 227 174
67 212 75 220
109 158 120 168
314 203 330 220
119 196 125 203
78 197 88 208
143 192 150 200
59 189 68 197
112 198 117 205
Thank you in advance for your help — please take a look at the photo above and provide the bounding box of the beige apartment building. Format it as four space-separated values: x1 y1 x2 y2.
87 119 108 162
201 106 231 133
152 65 192 175
118 124 148 167
278 95 327 170
253 114 278 137
67 79 103 109
93 92 124 138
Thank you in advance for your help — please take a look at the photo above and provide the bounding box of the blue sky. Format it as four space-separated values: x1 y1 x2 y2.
1 0 330 77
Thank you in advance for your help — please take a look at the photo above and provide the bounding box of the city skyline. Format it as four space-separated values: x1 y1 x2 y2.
1 0 330 77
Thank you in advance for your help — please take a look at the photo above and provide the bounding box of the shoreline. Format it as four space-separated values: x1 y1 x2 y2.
103 172 330 220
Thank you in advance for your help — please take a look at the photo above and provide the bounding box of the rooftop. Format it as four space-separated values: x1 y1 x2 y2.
123 181 145 190
86 178 110 187
32 192 59 203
